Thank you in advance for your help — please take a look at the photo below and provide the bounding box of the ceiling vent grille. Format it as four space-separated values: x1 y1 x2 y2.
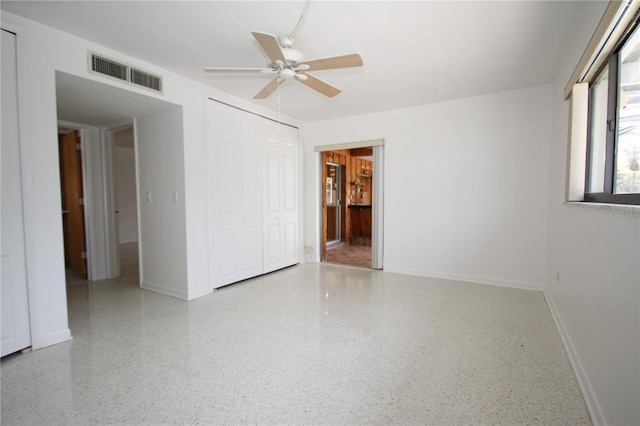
89 52 163 93
130 68 162 92
91 55 128 81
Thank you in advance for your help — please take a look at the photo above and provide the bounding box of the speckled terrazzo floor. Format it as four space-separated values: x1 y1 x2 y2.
1 247 590 425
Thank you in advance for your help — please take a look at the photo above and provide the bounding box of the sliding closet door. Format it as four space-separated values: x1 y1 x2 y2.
207 100 299 288
263 123 299 273
1 30 31 356
207 102 263 288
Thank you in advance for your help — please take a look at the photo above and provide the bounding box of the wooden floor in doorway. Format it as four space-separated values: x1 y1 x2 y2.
326 243 371 268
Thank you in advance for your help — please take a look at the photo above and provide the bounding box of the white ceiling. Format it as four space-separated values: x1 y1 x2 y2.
2 1 596 123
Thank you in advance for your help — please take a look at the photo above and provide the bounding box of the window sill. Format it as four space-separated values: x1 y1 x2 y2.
564 201 640 217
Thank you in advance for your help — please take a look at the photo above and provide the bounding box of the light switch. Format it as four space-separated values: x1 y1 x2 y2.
172 191 178 203
145 191 151 202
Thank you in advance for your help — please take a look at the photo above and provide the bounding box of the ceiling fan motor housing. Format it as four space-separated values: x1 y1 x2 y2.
278 34 295 48
282 48 305 66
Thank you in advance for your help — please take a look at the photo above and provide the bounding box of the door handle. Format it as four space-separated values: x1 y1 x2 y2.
62 210 69 214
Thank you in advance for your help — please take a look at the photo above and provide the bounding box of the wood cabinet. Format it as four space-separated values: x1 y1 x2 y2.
349 206 371 246
348 157 373 206
207 101 299 288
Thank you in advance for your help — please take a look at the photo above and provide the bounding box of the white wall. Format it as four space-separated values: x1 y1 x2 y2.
114 131 138 244
306 85 553 290
136 107 189 298
545 2 640 425
0 11 303 349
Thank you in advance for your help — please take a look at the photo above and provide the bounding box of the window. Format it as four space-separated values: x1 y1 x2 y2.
585 22 640 205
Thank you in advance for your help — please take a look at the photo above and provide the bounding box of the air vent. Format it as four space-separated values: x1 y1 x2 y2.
91 55 127 81
89 52 163 93
130 68 161 91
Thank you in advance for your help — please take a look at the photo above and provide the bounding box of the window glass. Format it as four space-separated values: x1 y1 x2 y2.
588 67 609 193
615 26 640 194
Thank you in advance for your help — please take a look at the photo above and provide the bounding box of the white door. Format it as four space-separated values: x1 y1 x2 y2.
207 102 263 288
263 123 299 273
1 29 31 357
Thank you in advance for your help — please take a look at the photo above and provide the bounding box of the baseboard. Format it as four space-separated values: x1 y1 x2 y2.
383 266 544 291
543 290 604 426
187 286 212 301
141 281 188 300
32 328 73 350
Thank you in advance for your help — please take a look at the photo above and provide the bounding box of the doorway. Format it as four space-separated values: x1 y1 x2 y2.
58 129 88 279
321 147 378 268
111 126 139 277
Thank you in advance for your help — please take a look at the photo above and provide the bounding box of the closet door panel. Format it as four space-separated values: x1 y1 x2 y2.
1 30 31 357
284 222 297 261
265 224 281 265
263 125 299 273
240 227 260 271
208 100 298 286
207 103 263 287
215 228 237 280
265 150 280 213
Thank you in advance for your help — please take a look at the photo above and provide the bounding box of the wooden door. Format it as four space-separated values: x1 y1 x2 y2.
60 131 87 278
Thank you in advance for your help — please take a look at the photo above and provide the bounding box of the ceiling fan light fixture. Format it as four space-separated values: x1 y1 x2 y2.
279 68 296 80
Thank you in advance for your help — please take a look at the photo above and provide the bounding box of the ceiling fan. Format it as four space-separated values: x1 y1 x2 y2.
204 31 363 99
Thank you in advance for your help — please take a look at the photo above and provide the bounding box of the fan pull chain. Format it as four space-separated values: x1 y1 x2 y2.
288 0 312 44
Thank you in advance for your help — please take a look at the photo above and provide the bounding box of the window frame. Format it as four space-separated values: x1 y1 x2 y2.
584 20 640 206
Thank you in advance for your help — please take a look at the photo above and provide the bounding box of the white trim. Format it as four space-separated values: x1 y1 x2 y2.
372 145 384 269
383 266 545 291
140 281 187 300
101 121 135 279
544 290 605 425
565 83 589 201
564 0 640 99
315 138 384 152
31 329 72 351
564 201 640 215
57 120 99 280
132 118 144 287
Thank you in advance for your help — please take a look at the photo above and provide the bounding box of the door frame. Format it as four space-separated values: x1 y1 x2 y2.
57 121 94 279
315 139 384 269
57 119 137 281
102 120 136 280
325 161 343 247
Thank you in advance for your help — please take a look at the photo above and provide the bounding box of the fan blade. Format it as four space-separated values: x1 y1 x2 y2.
204 67 274 73
251 32 287 64
297 53 363 71
297 72 341 97
254 78 284 99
